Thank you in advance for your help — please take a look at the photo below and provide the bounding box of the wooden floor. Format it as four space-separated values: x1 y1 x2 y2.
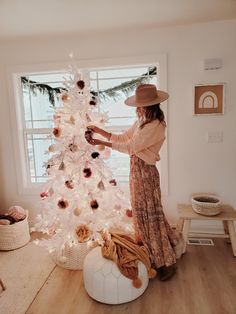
26 239 236 314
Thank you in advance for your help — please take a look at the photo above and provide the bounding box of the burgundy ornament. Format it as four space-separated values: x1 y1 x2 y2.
83 168 92 178
126 209 133 218
90 200 99 210
91 152 100 159
76 80 85 90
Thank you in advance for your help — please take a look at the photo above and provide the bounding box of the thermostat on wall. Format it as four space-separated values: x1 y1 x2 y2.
204 58 222 70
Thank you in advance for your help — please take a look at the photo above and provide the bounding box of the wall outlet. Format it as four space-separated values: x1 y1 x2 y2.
207 131 223 143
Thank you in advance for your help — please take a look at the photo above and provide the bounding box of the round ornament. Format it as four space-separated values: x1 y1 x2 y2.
61 93 70 103
97 145 105 151
90 200 99 210
126 209 133 218
48 144 56 152
53 127 62 138
73 207 82 216
83 168 92 178
57 198 69 209
91 152 100 159
76 80 85 90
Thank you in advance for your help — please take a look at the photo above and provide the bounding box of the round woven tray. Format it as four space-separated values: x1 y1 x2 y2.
191 194 222 216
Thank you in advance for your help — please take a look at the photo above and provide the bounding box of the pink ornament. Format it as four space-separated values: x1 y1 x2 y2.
101 147 111 159
7 206 26 221
40 191 49 199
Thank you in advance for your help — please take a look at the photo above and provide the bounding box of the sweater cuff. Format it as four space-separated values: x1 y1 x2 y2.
112 142 131 154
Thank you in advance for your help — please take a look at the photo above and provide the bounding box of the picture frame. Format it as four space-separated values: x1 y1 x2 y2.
194 83 225 115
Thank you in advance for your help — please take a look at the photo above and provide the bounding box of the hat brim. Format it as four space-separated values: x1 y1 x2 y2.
124 90 169 107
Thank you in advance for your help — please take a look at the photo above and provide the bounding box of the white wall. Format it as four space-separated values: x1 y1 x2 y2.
0 19 236 227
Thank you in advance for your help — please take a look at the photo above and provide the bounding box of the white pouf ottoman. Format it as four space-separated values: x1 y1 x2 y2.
83 247 149 304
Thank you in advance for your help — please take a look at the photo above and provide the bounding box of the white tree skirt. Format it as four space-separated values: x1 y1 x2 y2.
0 241 55 314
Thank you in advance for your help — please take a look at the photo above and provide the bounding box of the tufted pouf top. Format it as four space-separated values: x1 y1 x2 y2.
83 246 149 304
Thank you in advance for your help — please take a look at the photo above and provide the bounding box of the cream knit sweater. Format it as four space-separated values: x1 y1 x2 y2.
111 120 166 165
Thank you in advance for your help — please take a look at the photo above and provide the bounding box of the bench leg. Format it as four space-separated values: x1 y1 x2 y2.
0 279 6 291
223 220 231 244
227 221 236 257
182 219 191 254
176 218 184 232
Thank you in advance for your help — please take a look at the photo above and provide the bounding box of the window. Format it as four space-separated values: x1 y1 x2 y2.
11 54 168 194
20 65 159 184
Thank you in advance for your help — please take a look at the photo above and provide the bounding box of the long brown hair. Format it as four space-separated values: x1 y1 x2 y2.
138 104 165 128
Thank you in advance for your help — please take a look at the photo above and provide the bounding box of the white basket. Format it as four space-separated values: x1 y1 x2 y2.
0 211 30 250
51 241 90 270
191 194 222 216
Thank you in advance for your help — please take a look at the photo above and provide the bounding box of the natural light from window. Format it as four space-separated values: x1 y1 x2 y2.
21 65 158 184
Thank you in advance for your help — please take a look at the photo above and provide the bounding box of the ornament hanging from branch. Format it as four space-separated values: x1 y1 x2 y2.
91 152 100 159
53 127 62 138
76 80 85 90
57 198 69 209
83 168 92 178
90 200 99 210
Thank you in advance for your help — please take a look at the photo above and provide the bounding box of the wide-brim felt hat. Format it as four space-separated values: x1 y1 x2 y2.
124 84 169 107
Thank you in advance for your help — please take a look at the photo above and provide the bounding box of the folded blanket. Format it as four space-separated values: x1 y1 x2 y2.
101 232 156 288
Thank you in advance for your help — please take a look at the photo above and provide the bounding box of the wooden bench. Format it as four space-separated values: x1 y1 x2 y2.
177 204 236 256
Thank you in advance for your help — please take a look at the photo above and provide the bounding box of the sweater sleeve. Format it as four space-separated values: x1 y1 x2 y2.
110 122 137 143
112 121 165 155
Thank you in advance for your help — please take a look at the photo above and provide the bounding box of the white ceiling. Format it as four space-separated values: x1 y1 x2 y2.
0 0 236 40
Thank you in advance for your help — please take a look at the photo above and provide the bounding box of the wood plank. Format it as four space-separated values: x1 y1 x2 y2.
177 204 236 220
26 239 236 314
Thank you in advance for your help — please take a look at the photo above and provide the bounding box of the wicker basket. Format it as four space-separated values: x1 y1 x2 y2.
51 241 90 270
191 194 222 216
0 211 30 250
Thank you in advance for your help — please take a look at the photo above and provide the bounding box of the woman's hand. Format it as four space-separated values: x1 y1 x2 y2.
86 138 103 146
86 137 112 148
87 125 103 134
87 125 111 140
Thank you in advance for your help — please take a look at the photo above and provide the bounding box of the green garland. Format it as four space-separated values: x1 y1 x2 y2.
21 66 156 106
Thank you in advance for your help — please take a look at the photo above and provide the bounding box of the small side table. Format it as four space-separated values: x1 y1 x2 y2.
177 204 236 256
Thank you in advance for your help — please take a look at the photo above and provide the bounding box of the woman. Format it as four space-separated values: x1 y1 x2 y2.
87 84 180 281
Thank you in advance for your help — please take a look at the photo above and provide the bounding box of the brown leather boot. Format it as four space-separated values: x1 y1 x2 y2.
157 264 177 281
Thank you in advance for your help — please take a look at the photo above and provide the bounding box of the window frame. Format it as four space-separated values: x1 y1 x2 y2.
8 54 168 195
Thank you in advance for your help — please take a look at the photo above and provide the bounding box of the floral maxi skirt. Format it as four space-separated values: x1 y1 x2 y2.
130 155 179 268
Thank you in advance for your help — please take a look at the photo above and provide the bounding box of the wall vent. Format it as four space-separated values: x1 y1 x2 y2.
188 238 214 246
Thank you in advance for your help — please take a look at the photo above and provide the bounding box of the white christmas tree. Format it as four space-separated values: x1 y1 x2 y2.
32 63 133 257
